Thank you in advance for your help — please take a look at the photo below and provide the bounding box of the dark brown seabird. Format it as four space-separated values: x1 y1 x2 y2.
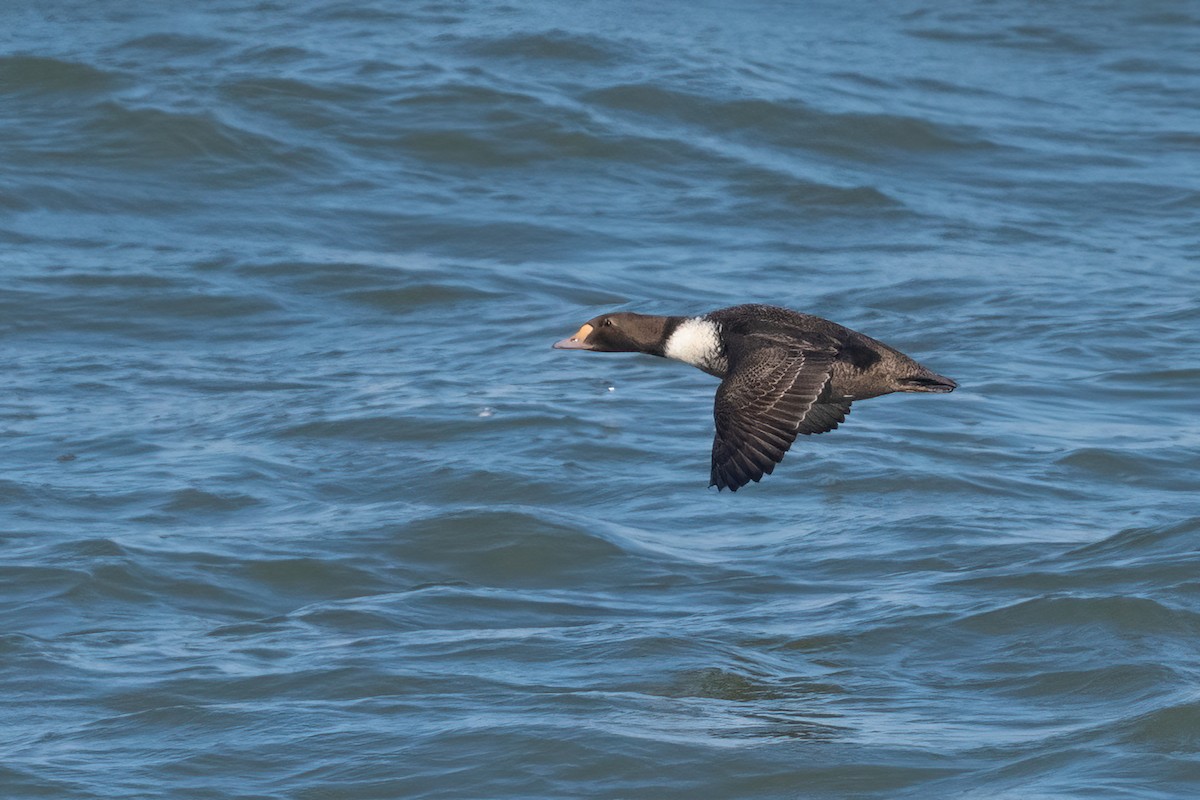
553 303 957 491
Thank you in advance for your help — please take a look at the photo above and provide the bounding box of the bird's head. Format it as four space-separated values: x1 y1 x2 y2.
552 312 670 354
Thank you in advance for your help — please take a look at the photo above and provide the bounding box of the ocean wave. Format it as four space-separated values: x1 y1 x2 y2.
1064 517 1200 561
79 101 330 180
954 594 1200 637
460 29 630 64
0 55 121 95
115 33 229 56
391 507 656 588
584 83 999 157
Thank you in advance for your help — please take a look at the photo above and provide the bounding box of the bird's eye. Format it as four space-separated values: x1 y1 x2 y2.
602 318 613 327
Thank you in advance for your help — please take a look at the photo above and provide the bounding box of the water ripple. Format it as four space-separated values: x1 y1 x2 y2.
3 2 1199 798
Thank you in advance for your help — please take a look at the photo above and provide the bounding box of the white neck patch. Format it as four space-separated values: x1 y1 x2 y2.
664 317 722 369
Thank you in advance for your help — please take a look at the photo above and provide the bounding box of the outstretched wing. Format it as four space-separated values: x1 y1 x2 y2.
709 337 845 491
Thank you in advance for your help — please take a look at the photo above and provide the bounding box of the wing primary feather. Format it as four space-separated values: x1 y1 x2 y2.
709 337 839 490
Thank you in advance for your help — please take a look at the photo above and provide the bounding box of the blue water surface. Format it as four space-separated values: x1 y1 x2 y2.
2 2 1198 798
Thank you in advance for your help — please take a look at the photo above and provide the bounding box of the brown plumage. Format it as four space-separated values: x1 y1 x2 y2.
554 304 957 491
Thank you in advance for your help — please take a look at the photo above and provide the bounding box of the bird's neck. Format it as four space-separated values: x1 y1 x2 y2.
662 316 725 375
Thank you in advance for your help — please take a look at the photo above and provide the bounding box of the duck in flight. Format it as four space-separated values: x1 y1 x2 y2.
553 304 957 491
